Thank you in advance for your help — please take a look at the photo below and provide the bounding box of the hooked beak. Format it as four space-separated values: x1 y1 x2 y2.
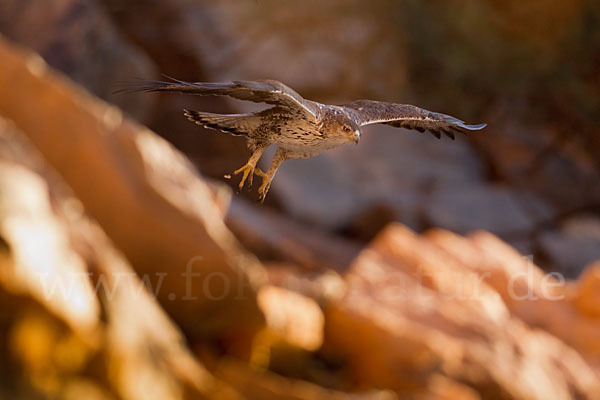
353 130 361 144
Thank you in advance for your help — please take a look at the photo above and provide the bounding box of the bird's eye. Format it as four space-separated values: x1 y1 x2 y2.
343 126 351 133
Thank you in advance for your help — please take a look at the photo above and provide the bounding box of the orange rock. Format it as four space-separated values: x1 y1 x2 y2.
257 285 324 352
227 197 361 272
430 229 600 364
325 223 600 399
0 117 238 400
215 358 398 400
424 375 481 400
575 263 600 319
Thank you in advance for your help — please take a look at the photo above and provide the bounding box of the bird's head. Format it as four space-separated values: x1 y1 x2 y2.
335 117 361 144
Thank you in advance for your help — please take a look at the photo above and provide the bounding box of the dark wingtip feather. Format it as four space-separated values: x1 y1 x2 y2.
428 129 442 139
441 128 456 140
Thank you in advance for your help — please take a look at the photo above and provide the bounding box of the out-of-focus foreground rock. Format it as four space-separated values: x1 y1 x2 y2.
0 117 236 400
1 34 600 400
325 226 600 399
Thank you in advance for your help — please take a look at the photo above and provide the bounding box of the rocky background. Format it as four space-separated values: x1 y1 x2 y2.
0 1 599 399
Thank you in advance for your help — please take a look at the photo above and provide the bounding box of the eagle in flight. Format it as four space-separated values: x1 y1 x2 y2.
120 77 486 201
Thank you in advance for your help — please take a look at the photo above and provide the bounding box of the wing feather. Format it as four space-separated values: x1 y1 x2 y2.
343 100 486 140
115 76 318 119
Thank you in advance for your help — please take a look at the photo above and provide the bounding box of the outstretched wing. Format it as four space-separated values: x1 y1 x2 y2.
116 77 318 119
342 100 486 140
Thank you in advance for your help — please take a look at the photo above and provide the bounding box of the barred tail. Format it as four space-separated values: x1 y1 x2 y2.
183 109 254 137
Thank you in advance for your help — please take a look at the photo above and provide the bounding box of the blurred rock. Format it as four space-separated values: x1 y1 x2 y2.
0 35 265 347
575 263 600 319
0 118 238 400
423 375 481 400
429 229 600 367
0 119 100 337
471 110 600 214
257 285 324 352
227 198 361 272
263 265 347 307
0 0 157 122
325 224 600 399
215 359 397 400
100 0 221 79
538 215 600 278
425 184 554 241
270 154 370 230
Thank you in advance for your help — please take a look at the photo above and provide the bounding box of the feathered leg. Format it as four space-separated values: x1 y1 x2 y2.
233 143 267 191
257 147 289 202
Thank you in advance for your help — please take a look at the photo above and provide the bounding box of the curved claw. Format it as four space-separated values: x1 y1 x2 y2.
257 176 272 203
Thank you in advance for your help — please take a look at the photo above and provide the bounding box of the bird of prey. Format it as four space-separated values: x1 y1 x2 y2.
119 77 486 201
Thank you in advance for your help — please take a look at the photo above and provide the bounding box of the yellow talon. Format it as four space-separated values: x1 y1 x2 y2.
233 165 268 191
233 164 255 190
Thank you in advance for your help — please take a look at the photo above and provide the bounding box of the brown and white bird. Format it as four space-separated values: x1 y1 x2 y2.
120 77 486 201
